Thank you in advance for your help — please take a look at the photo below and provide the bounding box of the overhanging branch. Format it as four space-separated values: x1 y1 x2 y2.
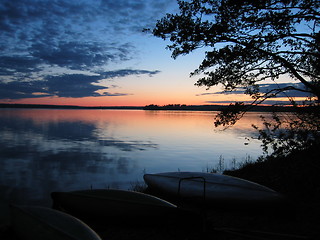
225 37 320 99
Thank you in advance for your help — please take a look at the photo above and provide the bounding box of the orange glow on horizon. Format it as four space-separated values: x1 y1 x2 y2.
1 93 307 107
1 95 208 107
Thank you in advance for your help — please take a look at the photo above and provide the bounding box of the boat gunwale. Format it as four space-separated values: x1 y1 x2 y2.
53 189 177 208
144 172 277 193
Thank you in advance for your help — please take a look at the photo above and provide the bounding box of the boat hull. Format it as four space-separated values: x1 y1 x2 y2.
10 205 101 240
144 172 284 205
51 189 178 222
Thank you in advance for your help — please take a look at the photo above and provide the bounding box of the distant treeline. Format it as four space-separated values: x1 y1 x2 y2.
143 104 304 112
0 103 310 112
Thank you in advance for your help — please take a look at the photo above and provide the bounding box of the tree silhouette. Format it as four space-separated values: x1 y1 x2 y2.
151 0 319 101
149 0 320 156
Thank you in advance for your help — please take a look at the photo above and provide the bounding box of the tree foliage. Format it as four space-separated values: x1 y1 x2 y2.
152 0 319 100
150 0 320 157
253 109 320 157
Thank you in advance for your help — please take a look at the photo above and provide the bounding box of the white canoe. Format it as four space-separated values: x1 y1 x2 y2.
10 205 102 240
143 172 284 204
51 189 177 219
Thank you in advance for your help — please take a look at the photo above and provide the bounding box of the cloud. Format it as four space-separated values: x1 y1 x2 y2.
196 92 217 96
255 83 313 98
44 74 108 98
30 41 134 71
98 0 176 31
205 99 306 105
0 0 173 91
0 0 169 100
199 83 313 98
0 81 51 99
0 69 160 99
0 56 41 76
99 69 161 79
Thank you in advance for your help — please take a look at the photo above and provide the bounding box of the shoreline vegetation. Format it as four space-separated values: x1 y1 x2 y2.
0 103 305 112
221 144 320 239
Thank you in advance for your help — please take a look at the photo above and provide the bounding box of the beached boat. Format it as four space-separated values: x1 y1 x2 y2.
51 189 177 220
10 205 102 240
144 172 284 204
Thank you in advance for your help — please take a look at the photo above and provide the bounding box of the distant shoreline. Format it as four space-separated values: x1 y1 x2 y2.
142 104 297 112
0 103 299 112
0 103 143 110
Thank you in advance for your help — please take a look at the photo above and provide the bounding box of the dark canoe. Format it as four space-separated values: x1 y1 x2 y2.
144 172 284 205
10 205 102 240
51 189 178 222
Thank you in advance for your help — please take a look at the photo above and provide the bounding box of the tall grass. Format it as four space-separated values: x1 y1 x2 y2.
205 154 256 174
129 181 147 192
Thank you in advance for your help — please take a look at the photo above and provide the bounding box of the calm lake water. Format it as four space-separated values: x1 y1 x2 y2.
0 108 268 206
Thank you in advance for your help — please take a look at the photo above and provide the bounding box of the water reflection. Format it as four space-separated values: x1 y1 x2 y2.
0 109 159 206
0 109 265 206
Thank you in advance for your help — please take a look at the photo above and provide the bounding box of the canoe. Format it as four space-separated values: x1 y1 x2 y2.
51 189 177 220
10 205 101 240
143 172 284 204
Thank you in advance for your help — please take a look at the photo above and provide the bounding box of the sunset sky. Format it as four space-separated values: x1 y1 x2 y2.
0 0 310 107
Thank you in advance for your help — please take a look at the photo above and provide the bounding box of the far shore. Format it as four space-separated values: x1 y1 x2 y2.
0 103 303 112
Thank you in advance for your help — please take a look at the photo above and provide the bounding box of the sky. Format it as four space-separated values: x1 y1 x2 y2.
0 0 311 107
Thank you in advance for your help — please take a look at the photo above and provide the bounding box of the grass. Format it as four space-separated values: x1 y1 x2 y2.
205 154 256 174
129 181 147 192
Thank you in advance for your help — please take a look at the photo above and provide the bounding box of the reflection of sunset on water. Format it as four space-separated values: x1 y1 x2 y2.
0 109 270 206
4 108 268 129
0 108 269 206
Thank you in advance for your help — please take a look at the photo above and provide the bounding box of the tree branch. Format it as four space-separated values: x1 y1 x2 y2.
224 37 320 99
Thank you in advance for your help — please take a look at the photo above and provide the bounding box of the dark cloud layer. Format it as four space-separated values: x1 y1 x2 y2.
204 99 312 106
30 41 133 71
0 0 172 100
0 70 160 99
198 83 314 99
